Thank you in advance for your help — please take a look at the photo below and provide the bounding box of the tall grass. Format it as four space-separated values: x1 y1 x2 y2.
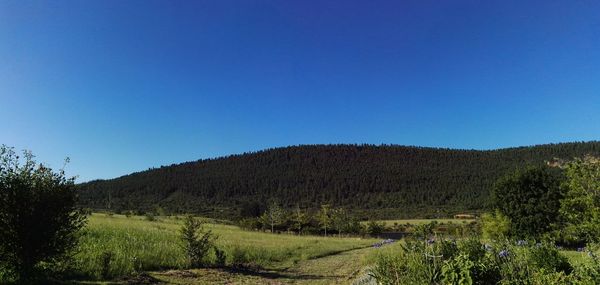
73 213 375 280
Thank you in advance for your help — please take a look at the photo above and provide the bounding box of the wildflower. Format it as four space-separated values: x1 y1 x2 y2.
427 238 435 245
577 247 586 252
499 249 509 258
516 240 527 246
484 244 493 251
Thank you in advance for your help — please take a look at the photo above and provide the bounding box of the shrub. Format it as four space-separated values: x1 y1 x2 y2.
481 210 511 240
367 221 386 237
442 253 475 285
369 239 587 285
230 246 250 268
145 212 156 222
493 166 564 238
179 215 216 268
413 221 437 240
528 243 572 274
0 146 86 282
214 247 227 267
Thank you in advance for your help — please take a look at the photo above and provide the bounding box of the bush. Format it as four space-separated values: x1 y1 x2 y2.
367 221 386 237
145 212 156 222
413 221 437 240
369 239 593 285
442 253 475 285
528 243 572 274
0 146 86 282
179 215 216 268
493 166 564 238
214 247 227 267
481 210 511 240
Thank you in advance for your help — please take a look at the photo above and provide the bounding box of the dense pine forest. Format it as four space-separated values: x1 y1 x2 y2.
77 142 600 219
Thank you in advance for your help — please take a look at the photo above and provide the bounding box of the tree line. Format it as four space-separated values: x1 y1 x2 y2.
238 201 387 237
77 142 600 219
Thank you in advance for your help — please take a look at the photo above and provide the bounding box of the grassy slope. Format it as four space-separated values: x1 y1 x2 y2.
74 214 377 281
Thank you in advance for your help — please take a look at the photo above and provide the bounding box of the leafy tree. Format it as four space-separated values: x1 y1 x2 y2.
0 146 86 282
481 210 511 240
318 204 332 236
492 166 564 238
261 200 285 233
331 207 349 236
179 215 216 268
558 156 600 245
291 205 309 234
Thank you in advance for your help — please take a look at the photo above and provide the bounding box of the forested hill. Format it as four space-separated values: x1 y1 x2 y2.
77 142 600 219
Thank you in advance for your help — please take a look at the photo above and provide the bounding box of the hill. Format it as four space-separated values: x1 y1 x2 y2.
77 142 600 219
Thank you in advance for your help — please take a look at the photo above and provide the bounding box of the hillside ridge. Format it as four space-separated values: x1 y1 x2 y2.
77 141 600 219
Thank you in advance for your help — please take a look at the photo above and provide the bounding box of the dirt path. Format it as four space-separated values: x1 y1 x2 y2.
147 247 374 285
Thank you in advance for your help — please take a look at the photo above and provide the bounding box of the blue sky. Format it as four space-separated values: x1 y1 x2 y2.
1 1 599 182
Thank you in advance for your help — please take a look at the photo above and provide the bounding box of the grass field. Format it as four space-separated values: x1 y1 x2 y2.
73 213 377 281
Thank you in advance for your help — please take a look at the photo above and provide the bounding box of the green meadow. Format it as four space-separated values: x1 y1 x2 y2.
73 213 377 281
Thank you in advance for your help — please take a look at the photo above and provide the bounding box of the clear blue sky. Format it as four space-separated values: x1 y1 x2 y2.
1 1 599 182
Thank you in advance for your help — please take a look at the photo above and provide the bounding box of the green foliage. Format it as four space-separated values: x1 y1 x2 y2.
370 239 595 285
291 205 309 233
214 247 227 267
318 204 332 236
331 207 347 236
413 221 437 240
145 211 156 221
260 200 285 233
179 215 216 268
529 243 572 274
77 143 600 219
367 220 386 237
442 253 475 285
557 156 600 245
99 251 114 279
0 146 86 282
493 166 564 238
481 210 511 240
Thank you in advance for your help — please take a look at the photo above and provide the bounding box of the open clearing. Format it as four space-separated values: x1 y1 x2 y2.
72 214 377 283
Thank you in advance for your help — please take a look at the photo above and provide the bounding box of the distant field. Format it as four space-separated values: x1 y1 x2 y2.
74 213 377 280
369 218 477 227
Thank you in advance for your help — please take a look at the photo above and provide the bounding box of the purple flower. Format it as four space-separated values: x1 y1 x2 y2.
516 240 527 246
427 238 435 245
499 249 509 258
